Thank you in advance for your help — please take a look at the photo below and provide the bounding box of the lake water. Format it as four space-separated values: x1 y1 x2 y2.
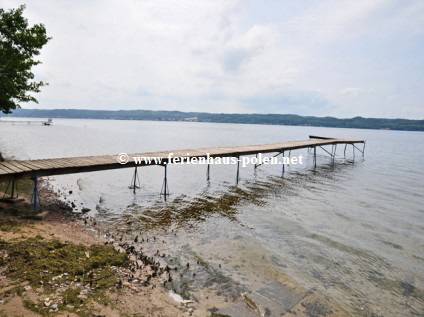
0 118 423 316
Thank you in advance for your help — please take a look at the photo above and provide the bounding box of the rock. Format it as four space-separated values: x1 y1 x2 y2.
123 281 130 287
81 207 91 213
44 299 52 307
23 211 49 220
50 303 58 311
169 291 185 303
52 275 62 281
0 300 5 304
182 300 195 304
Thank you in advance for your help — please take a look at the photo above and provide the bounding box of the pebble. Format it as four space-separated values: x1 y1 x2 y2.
44 299 52 307
50 303 58 311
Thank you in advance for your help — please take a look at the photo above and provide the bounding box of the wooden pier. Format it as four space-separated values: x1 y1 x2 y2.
0 136 365 209
0 118 53 126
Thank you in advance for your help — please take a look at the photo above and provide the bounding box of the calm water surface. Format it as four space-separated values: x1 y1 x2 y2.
0 119 423 316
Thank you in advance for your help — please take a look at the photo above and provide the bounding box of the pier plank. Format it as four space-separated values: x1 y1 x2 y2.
5 161 33 172
0 162 27 173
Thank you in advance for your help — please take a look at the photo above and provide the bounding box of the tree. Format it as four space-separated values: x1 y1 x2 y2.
0 5 50 114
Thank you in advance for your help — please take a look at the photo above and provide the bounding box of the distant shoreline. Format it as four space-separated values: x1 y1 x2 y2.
2 108 424 131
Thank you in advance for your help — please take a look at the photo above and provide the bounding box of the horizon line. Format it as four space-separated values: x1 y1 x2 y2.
3 108 423 121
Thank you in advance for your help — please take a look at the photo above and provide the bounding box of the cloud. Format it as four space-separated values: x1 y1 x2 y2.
241 90 333 115
287 0 386 43
340 88 362 99
220 24 278 72
1 0 423 118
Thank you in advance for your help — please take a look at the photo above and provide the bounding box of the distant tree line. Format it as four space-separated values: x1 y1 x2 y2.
2 108 424 131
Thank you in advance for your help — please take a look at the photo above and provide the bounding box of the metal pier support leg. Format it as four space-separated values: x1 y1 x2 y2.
207 163 210 181
160 164 169 198
254 153 258 169
12 180 16 198
236 156 240 184
344 144 348 158
1 179 18 200
352 144 355 161
2 180 11 199
314 146 317 169
10 180 16 198
332 144 337 164
362 142 366 158
288 150 291 165
32 176 39 212
129 166 140 194
282 151 285 177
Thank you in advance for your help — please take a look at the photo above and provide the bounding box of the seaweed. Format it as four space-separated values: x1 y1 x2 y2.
1 236 128 286
0 217 21 232
0 236 129 316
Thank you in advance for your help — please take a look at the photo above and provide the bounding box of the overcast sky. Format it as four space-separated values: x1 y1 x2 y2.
2 0 423 119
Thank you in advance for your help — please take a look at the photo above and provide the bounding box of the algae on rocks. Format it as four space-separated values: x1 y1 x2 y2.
1 236 128 287
0 236 129 316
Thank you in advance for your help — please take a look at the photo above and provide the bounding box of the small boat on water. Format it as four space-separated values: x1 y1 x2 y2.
43 118 53 126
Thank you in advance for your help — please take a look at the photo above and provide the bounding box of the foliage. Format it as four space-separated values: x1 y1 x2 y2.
0 5 50 114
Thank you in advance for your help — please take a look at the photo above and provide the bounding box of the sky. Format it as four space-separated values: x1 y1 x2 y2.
1 0 423 119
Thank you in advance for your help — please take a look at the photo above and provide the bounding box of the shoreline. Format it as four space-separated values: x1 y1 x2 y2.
3 110 424 132
0 181 190 317
0 179 352 317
